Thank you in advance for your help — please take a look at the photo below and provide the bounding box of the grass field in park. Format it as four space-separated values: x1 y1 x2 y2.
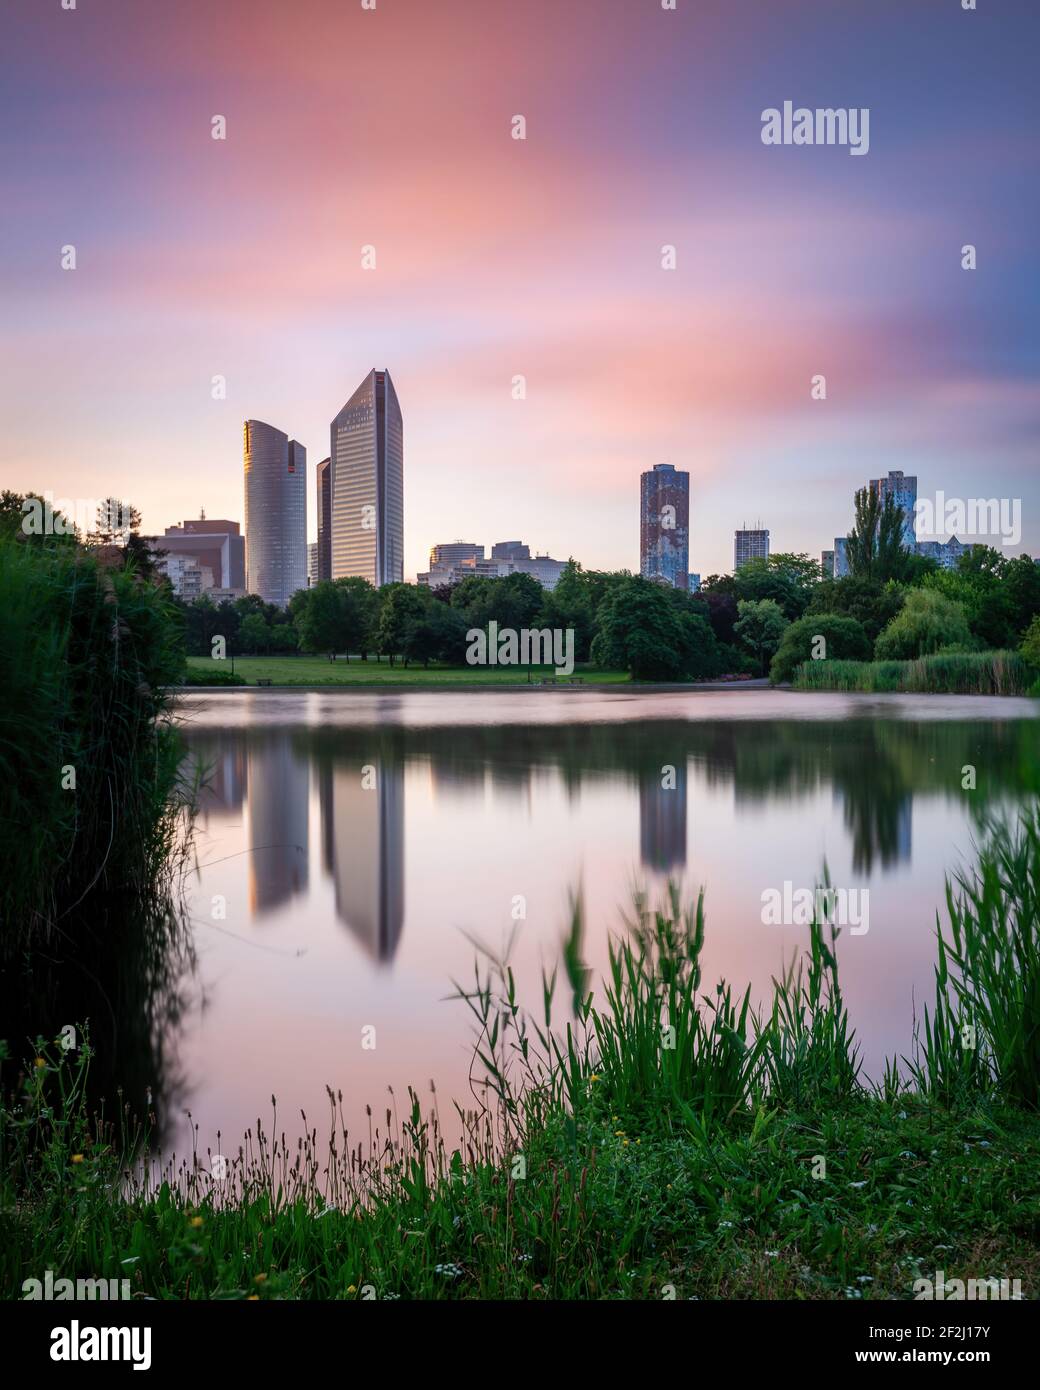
184 655 632 686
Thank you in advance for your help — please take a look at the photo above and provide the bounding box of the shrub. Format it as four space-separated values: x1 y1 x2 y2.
874 588 973 661
769 613 870 685
181 665 246 686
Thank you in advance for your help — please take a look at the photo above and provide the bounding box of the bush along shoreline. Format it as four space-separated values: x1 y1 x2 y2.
3 808 1039 1301
790 651 1035 696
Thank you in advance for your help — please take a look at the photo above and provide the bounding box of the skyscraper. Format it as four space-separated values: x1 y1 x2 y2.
243 420 307 607
315 457 331 582
640 464 689 589
330 369 403 587
869 469 917 548
734 528 769 569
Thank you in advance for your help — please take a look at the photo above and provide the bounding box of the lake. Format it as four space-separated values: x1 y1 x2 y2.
163 688 1040 1163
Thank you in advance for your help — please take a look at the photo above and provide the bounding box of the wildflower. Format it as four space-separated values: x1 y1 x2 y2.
614 1130 625 1137
589 1074 600 1083
848 1181 867 1189
247 1295 259 1301
622 1139 630 1147
253 1273 267 1284
190 1216 204 1229
347 1284 357 1294
434 1263 463 1279
34 1058 46 1069
71 1154 84 1164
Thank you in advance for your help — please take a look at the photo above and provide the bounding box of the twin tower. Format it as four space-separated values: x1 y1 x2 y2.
244 369 403 607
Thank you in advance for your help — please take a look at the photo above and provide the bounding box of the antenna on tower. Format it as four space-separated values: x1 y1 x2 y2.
199 506 206 520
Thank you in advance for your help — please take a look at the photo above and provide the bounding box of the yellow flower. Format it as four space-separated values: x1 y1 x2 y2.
71 1153 84 1164
636 1139 641 1145
589 1074 600 1083
190 1216 204 1229
247 1294 259 1301
614 1130 625 1137
347 1284 357 1294
34 1057 46 1069
253 1273 267 1284
622 1139 630 1147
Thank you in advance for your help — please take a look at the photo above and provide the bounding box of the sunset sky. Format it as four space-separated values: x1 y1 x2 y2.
2 0 1037 579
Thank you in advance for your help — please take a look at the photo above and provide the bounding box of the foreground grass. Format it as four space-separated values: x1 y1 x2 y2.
4 1079 1038 1300
793 650 1035 696
4 810 1040 1301
184 655 631 686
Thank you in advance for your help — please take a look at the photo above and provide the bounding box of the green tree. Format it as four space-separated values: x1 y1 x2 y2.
591 578 691 680
769 612 871 685
404 603 470 667
733 598 788 674
874 588 974 660
377 583 429 665
238 612 271 654
846 489 912 583
733 553 820 620
807 575 905 647
1020 614 1040 671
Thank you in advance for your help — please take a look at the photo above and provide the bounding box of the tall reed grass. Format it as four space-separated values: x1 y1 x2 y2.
793 650 1033 695
0 536 187 952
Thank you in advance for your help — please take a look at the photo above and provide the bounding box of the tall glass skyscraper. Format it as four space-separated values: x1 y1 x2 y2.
315 457 331 582
640 463 689 589
330 369 403 587
243 420 307 607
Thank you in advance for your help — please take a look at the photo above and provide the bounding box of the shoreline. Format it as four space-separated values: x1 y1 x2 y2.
171 678 774 693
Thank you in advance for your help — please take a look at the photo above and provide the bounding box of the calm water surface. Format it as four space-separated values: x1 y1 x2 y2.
163 688 1039 1159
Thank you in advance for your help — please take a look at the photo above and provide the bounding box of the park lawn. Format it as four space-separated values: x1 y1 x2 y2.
185 655 631 686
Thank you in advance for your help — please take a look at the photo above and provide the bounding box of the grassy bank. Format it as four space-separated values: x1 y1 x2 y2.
184 655 631 686
3 810 1039 1301
792 650 1035 696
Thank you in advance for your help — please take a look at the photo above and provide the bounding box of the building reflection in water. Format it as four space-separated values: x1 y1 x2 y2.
639 761 688 873
318 757 404 962
247 736 308 915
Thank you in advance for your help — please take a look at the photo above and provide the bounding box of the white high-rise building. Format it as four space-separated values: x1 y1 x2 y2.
869 469 917 549
243 419 307 607
330 369 403 587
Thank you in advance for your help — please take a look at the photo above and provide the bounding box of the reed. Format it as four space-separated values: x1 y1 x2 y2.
793 650 1033 695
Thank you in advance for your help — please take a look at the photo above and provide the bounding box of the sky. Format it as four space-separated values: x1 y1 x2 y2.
1 0 1037 580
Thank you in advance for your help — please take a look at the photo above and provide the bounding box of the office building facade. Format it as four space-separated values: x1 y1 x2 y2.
734 528 769 570
315 457 332 582
330 369 403 587
640 464 689 590
244 420 307 607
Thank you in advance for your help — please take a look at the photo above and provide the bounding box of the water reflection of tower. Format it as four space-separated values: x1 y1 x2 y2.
197 736 247 825
319 758 404 962
639 762 688 872
246 736 308 915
